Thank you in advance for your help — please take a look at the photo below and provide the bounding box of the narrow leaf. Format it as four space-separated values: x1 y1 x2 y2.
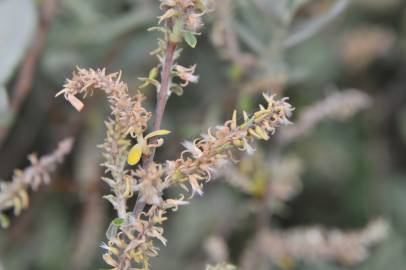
183 31 197 48
0 0 37 85
112 217 124 226
0 86 11 125
0 214 10 229
144 129 171 140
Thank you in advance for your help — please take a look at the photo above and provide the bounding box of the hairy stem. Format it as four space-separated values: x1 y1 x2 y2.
135 41 177 216
147 41 177 163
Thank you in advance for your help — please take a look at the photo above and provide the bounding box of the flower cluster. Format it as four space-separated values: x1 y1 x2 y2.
56 2 294 270
0 138 73 228
56 67 151 137
280 89 372 143
56 2 215 267
206 263 236 270
159 0 211 35
140 40 200 97
259 219 389 267
101 203 169 270
139 0 212 98
133 163 166 206
96 93 293 270
340 26 395 71
166 94 293 196
224 154 303 212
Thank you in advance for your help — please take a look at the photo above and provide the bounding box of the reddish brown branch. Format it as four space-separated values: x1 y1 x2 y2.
135 41 176 216
147 41 177 163
0 0 58 143
10 0 58 113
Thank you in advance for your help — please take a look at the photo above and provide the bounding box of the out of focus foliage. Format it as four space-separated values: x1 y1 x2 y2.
0 0 406 269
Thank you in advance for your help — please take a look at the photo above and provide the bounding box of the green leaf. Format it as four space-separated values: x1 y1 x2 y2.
106 222 118 240
0 0 37 85
227 65 243 82
183 31 197 48
0 213 10 229
112 217 124 226
0 86 11 125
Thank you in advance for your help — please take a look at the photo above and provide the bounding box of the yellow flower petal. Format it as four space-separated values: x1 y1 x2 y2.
144 129 171 140
127 144 142 165
231 110 237 129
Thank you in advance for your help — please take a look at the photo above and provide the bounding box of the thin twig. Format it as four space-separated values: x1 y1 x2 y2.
147 41 177 163
0 0 58 144
134 41 177 216
10 0 58 112
284 0 349 49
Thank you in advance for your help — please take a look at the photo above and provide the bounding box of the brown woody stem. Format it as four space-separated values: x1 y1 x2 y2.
135 41 177 216
0 0 58 144
147 41 177 163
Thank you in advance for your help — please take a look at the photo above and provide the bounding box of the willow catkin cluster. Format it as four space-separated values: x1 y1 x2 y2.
205 263 236 270
56 67 151 137
166 94 293 196
57 67 293 269
56 1 294 269
223 154 303 213
259 219 389 267
98 94 293 270
56 69 293 269
159 0 211 34
139 0 211 98
0 138 74 227
56 67 160 269
340 26 395 71
280 89 372 143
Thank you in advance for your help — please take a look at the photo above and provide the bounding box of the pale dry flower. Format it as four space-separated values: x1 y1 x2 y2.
56 2 295 270
206 263 236 270
223 154 302 210
166 94 293 196
56 67 151 138
340 26 395 71
204 235 229 263
98 94 293 269
280 89 372 143
0 138 74 226
260 219 389 266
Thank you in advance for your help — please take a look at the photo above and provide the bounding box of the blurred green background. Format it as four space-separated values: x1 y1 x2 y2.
0 0 406 269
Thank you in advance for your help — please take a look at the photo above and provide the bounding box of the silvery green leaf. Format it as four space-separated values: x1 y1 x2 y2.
106 222 118 240
0 0 37 85
0 213 9 228
183 31 197 48
284 0 349 48
0 86 11 125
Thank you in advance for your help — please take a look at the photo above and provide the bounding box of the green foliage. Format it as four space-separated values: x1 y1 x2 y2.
183 31 198 48
0 0 37 85
112 218 124 226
